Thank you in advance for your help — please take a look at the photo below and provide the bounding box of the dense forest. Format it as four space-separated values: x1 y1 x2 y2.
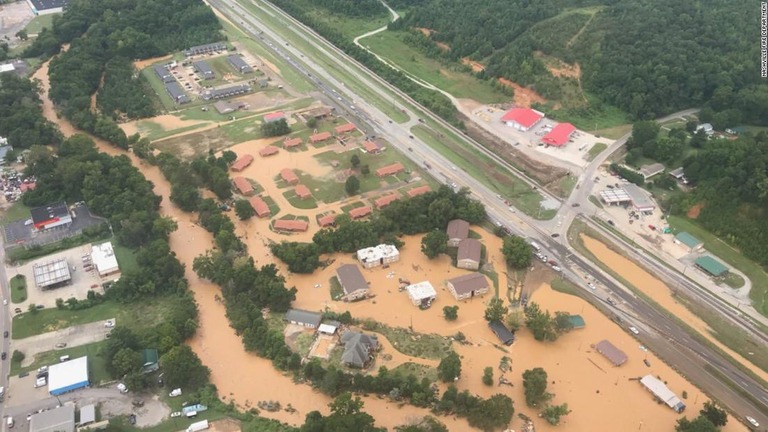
384 0 763 123
0 73 61 150
21 0 222 146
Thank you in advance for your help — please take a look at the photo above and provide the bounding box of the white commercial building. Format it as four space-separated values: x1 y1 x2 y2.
640 375 686 413
356 244 400 269
91 242 120 277
405 281 437 308
48 356 89 395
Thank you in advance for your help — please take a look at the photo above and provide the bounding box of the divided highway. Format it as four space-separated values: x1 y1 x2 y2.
209 0 768 425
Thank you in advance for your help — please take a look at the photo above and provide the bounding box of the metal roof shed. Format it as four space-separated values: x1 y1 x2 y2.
79 404 96 426
48 356 89 395
30 405 75 432
284 309 322 328
695 256 728 277
674 232 703 251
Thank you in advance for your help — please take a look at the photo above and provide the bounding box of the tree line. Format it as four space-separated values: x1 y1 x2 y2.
0 73 61 150
271 186 486 273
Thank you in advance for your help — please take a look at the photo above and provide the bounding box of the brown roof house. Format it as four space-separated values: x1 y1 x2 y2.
334 123 357 134
407 186 431 198
232 177 254 196
446 219 470 247
295 184 312 199
230 155 254 172
376 162 405 177
374 194 399 209
363 141 381 154
274 219 309 232
349 206 372 220
280 168 299 185
335 264 369 302
594 340 628 367
283 137 303 149
446 273 490 301
318 214 337 227
249 196 271 218
310 131 333 144
259 146 279 157
457 238 482 270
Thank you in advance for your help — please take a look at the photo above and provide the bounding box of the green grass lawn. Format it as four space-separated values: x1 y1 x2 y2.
548 93 631 132
667 216 768 316
554 175 578 199
12 296 182 339
262 195 280 216
11 340 111 384
329 276 343 301
1 201 30 223
363 30 507 104
391 362 438 382
10 275 27 304
24 14 56 34
294 332 314 357
282 190 318 210
586 143 608 161
550 278 580 297
722 273 746 289
112 244 139 274
360 321 453 360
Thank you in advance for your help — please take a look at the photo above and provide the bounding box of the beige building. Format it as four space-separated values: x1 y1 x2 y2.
446 273 490 301
456 238 482 270
446 219 470 247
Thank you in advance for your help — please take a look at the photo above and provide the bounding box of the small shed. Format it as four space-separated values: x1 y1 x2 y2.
318 320 340 335
674 232 703 252
488 320 515 345
695 256 728 277
284 309 322 328
405 281 437 308
568 315 585 329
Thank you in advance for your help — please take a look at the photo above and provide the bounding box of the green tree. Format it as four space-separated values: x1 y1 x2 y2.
502 236 532 269
11 350 24 364
525 302 558 341
484 297 507 323
630 120 660 149
522 367 550 407
437 352 461 382
699 401 727 427
261 118 291 137
28 303 39 314
306 117 318 128
421 230 449 259
466 394 515 431
160 345 210 390
350 154 361 168
15 29 28 41
112 347 142 377
395 416 448 432
442 305 458 321
675 416 719 432
234 199 256 220
506 309 524 331
482 367 493 386
554 311 574 333
345 175 360 195
360 164 370 176
541 403 571 425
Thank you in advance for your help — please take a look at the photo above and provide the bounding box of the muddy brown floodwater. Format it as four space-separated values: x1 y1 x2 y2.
581 234 768 383
31 54 747 431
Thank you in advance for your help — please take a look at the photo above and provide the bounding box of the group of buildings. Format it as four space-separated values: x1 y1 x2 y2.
500 107 576 147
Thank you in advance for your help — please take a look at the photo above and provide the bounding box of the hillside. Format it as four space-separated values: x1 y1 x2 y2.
387 0 763 123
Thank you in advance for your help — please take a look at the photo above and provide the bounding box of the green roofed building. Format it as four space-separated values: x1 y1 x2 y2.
675 232 703 252
568 315 585 329
695 256 728 277
142 349 159 374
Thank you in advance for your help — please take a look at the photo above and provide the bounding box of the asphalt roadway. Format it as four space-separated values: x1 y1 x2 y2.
209 0 768 426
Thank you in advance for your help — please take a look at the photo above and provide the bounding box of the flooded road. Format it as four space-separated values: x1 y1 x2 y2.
30 55 746 431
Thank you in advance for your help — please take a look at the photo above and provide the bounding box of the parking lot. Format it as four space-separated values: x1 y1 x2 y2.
10 244 109 310
470 105 612 171
3 205 107 248
13 320 115 368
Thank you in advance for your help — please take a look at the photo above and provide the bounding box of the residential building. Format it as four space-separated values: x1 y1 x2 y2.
334 123 356 134
193 60 215 80
501 107 544 131
232 177 254 196
340 331 378 368
407 186 431 198
310 131 333 144
446 219 470 247
318 214 336 227
405 281 437 308
594 340 627 366
488 321 515 345
669 167 685 179
264 111 286 123
201 84 250 101
285 309 322 328
363 141 381 154
153 64 174 83
376 162 405 177
283 137 303 148
640 163 665 180
374 194 399 209
258 146 279 157
695 123 714 136
280 168 299 184
446 273 489 300
349 206 372 220
295 184 312 199
273 219 309 232
164 82 190 104
230 155 254 172
249 196 271 218
457 238 482 270
335 264 369 301
184 42 227 57
356 244 399 268
640 375 686 413
227 54 253 73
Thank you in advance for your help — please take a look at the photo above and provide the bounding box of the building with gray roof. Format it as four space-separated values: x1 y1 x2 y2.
202 84 251 101
446 219 469 247
594 340 627 366
457 238 482 270
193 60 215 80
285 309 322 328
622 183 656 212
30 404 75 432
340 331 378 368
153 64 174 83
335 264 369 301
446 273 489 300
164 82 190 104
228 55 253 73
184 42 226 57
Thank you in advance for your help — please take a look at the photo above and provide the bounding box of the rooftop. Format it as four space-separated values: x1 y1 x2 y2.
259 146 279 157
33 258 71 288
640 375 685 411
640 163 665 179
284 137 303 148
193 60 214 76
374 194 399 209
541 123 575 146
376 162 405 177
335 123 357 134
457 238 482 262
599 188 631 204
28 0 69 12
349 206 372 219
91 241 119 274
227 54 253 72
363 141 380 153
273 219 309 232
248 196 270 217
501 107 544 128
622 183 655 210
447 273 489 296
406 281 437 301
336 264 368 294
231 154 254 171
594 340 627 366
280 168 298 183
233 177 253 195
669 167 685 178
488 320 515 344
48 356 89 395
341 332 378 368
295 184 312 198
446 219 470 240
164 82 188 101
310 131 333 142
264 111 286 122
695 255 728 277
675 232 702 248
407 186 431 197
30 404 75 432
285 309 322 327
357 244 399 263
318 213 336 227
30 202 68 225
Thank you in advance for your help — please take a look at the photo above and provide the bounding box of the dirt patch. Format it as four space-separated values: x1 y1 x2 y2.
497 78 547 108
687 203 704 219
435 42 450 52
209 418 242 432
457 111 568 185
546 61 581 79
461 58 485 73
415 27 434 37
133 55 173 71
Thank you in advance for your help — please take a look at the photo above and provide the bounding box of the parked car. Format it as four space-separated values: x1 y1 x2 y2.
587 282 596 290
170 412 182 418
3 331 7 338
629 326 640 335
746 416 759 428
1 352 6 360
551 233 560 238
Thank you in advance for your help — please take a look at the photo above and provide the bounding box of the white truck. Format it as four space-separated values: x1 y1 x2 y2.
530 241 541 252
169 388 182 397
186 420 209 432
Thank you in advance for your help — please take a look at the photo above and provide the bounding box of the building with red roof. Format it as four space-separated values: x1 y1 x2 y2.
280 168 299 184
334 123 357 134
501 108 544 131
349 206 372 220
264 111 286 123
273 219 309 232
376 162 405 177
249 196 271 218
230 154 254 172
20 182 36 192
374 194 399 209
295 184 312 199
363 141 381 154
259 146 279 157
407 186 431 197
232 177 254 196
310 131 333 144
541 122 576 147
283 137 303 148
318 214 337 227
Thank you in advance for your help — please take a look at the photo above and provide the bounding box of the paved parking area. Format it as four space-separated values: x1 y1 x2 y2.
9 244 108 309
13 320 115 367
0 2 34 47
3 205 107 248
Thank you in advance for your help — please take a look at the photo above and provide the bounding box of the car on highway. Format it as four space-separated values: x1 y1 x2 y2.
3 331 7 338
551 233 560 238
629 326 640 335
1 352 6 360
587 282 596 290
746 416 759 428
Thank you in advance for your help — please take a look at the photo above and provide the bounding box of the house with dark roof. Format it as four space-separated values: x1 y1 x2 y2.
202 84 251 100
193 60 215 80
446 273 489 301
488 320 515 345
285 309 322 328
340 331 378 368
227 55 253 73
446 219 469 247
594 340 627 366
184 42 227 57
31 202 71 230
153 64 174 83
141 349 159 373
164 82 190 104
27 0 69 15
335 264 368 301
457 238 482 270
